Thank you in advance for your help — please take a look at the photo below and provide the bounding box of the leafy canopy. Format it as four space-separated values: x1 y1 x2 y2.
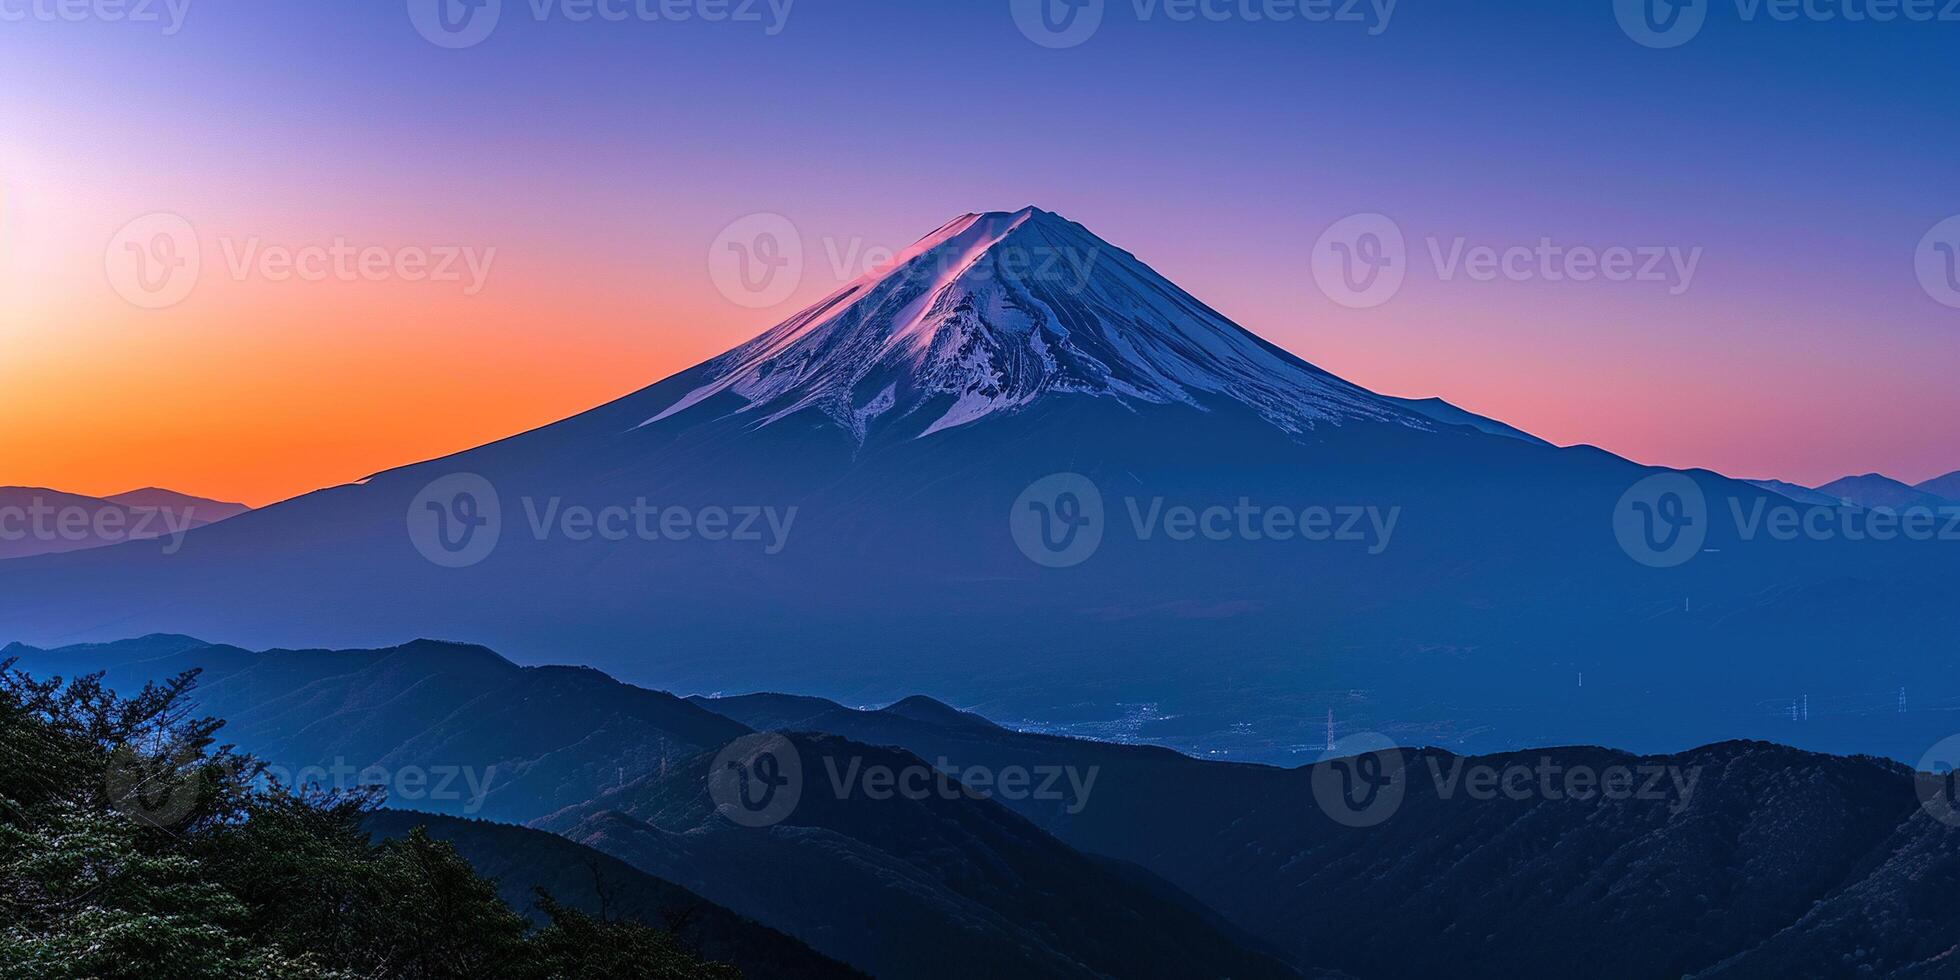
0 661 739 979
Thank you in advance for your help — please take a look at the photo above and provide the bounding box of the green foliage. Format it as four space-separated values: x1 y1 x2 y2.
525 892 739 980
0 660 738 979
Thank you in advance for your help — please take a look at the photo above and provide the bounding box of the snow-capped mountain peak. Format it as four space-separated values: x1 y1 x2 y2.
648 207 1420 440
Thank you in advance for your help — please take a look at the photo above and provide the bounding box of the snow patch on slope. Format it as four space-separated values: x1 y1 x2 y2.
645 208 1424 442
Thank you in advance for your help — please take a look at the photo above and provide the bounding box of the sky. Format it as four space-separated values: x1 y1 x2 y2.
2 0 1956 506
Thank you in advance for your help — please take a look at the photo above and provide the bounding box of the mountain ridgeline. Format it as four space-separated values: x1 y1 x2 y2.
0 486 249 560
0 653 751 979
12 636 1959 980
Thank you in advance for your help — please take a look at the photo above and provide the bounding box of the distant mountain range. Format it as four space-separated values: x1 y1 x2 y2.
1815 473 1957 511
0 486 249 560
3 636 1308 979
694 690 1960 980
3 209 1957 767
1750 471 1960 510
9 636 1958 980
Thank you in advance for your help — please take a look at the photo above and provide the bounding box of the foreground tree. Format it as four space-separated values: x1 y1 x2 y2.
0 661 738 979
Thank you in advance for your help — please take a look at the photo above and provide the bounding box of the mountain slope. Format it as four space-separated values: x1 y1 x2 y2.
1693 806 1960 979
697 691 1959 980
1815 474 1951 510
537 733 1306 980
26 636 1960 980
3 636 750 824
10 637 1306 980
1914 470 1960 501
105 487 251 523
1381 394 1551 446
363 810 865 980
1746 478 1845 506
4 210 1958 765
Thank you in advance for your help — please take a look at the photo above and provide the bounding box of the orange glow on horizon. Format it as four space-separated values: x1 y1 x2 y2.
6 167 1957 506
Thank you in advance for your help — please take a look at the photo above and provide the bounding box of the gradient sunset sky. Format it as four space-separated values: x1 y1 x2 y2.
3 0 1956 506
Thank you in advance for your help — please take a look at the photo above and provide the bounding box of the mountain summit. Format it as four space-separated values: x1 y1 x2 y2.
651 208 1420 442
